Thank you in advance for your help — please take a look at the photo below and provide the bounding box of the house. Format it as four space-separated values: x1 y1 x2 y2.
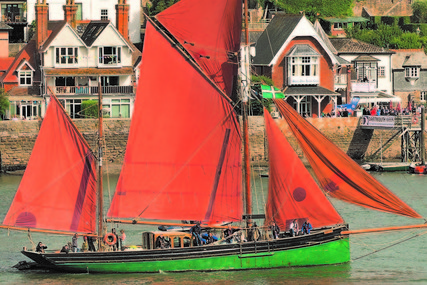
23 0 141 43
0 0 141 120
0 0 27 42
329 38 399 106
391 49 427 105
252 13 344 117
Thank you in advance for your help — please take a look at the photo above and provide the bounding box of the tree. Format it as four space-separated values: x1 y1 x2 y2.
0 88 10 119
147 0 181 16
412 0 427 23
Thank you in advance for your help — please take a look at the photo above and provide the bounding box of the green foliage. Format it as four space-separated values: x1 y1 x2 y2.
249 75 274 116
275 0 354 21
81 100 98 118
0 88 9 116
147 0 181 16
389 32 422 49
412 0 427 23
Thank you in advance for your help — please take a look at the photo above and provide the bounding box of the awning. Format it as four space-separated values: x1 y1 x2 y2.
353 91 401 104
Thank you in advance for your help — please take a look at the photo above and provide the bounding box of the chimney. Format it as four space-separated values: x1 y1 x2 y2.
116 0 130 40
35 0 49 48
63 0 78 29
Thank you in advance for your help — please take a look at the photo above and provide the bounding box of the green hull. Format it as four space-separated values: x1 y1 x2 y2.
56 238 350 273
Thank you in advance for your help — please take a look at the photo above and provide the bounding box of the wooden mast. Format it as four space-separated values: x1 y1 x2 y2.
421 107 425 165
242 0 252 227
97 78 104 249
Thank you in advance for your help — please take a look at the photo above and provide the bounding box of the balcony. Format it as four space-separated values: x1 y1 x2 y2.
54 85 134 95
351 82 376 93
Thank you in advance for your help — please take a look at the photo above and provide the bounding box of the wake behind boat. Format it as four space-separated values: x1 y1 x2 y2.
1 0 425 274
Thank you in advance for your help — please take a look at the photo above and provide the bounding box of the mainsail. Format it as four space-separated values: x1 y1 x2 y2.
264 110 344 230
107 18 242 223
156 0 241 98
3 96 97 233
274 99 422 219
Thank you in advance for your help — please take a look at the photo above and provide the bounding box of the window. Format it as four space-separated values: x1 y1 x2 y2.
405 67 419 78
421 91 426 101
333 22 347 30
101 9 108 20
293 96 312 117
99 47 121 65
65 99 82 119
355 62 377 82
378 66 385 78
290 57 318 77
19 71 32 86
56 47 78 65
102 98 131 118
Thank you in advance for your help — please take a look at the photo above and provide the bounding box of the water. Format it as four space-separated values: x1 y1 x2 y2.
1 172 427 284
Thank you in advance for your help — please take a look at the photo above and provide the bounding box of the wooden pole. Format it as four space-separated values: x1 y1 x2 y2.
97 78 104 249
342 223 427 235
421 107 425 165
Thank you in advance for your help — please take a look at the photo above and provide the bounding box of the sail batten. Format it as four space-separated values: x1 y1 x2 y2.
107 15 242 223
275 99 422 219
264 110 344 230
3 96 97 233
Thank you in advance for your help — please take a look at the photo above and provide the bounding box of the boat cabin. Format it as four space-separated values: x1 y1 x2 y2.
142 231 193 250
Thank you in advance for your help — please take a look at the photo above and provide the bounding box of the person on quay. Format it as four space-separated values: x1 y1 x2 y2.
36 242 47 253
71 233 79 252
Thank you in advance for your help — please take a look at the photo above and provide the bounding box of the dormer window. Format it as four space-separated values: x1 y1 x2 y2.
19 71 32 86
99 46 121 66
287 45 320 85
405 67 419 78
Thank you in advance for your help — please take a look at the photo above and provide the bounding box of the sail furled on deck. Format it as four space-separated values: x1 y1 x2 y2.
264 110 344 230
3 96 97 233
274 99 422 219
156 0 241 98
107 20 242 223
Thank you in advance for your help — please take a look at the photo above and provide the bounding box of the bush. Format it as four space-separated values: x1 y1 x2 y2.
0 88 9 116
81 100 98 118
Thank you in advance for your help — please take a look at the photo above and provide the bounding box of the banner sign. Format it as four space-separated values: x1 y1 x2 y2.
361 115 395 127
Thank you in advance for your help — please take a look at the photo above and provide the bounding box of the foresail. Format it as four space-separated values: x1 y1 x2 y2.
275 99 422 219
156 0 241 98
264 110 344 230
107 21 242 224
3 96 97 233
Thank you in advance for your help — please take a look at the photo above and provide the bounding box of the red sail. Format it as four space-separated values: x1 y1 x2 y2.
156 0 241 97
3 96 97 233
275 99 422 219
107 21 242 223
264 110 343 230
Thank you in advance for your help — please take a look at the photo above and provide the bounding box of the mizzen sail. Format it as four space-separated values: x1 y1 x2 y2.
275 99 422 219
107 19 242 223
3 96 97 233
156 0 241 98
264 110 344 230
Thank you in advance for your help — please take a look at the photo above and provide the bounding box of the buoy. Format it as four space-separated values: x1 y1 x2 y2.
103 233 117 246
412 116 419 124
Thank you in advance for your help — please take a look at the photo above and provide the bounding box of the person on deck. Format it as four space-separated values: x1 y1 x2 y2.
36 242 47 253
223 224 236 243
190 221 204 246
270 221 280 239
248 222 261 241
301 219 313 235
72 233 79 252
81 236 89 252
205 232 216 245
60 244 69 254
87 236 96 252
119 229 126 251
112 228 119 251
155 234 170 249
290 219 299 237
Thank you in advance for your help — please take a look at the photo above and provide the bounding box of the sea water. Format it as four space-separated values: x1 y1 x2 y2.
1 172 427 284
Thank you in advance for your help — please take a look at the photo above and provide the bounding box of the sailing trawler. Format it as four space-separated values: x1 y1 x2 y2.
1 0 425 273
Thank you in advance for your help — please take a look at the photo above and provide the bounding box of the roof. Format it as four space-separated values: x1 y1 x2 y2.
0 58 15 71
7 86 40 97
390 49 427 69
353 55 380 62
44 67 134 76
80 21 110 46
0 40 38 84
253 14 304 65
284 86 340 96
330 38 395 54
286 44 319 57
322 17 369 23
0 22 12 30
40 21 69 51
240 30 264 44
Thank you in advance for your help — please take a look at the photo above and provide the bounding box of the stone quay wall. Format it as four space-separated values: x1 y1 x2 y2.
0 117 412 171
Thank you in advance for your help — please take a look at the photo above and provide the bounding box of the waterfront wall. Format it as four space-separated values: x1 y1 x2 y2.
0 117 418 171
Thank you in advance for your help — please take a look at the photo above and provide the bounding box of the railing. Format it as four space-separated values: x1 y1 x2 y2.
2 14 26 23
54 85 133 95
351 82 376 92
